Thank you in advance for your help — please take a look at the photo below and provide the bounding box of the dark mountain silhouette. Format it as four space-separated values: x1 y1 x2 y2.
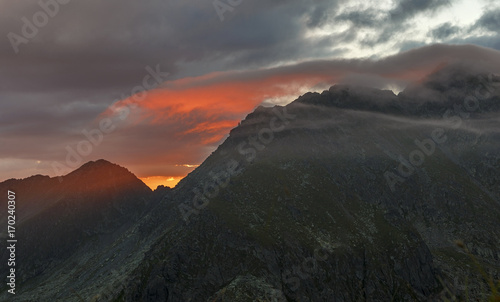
0 160 153 285
1 66 499 301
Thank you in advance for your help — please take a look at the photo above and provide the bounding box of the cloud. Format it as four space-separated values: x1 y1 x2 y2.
389 0 451 23
337 0 453 46
0 0 346 92
335 10 383 27
473 8 500 32
429 22 460 39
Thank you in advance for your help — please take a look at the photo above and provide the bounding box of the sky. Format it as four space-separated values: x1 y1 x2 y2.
1 0 500 189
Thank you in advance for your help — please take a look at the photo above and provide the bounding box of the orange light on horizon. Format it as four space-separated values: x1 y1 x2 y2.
140 176 184 190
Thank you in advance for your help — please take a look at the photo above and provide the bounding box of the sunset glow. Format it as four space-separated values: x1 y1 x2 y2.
140 176 185 190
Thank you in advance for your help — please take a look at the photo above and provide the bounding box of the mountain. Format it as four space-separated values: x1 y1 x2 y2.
121 66 499 301
0 160 154 294
1 66 499 301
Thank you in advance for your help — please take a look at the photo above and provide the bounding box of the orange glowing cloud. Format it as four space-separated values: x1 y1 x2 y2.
101 69 337 155
97 70 336 188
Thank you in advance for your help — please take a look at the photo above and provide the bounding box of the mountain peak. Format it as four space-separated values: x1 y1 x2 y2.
77 158 119 169
59 159 151 193
66 159 130 177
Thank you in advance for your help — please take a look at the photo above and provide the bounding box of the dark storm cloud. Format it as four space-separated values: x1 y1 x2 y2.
1 1 180 93
333 0 450 31
0 0 344 93
389 0 451 22
429 22 460 39
473 8 500 32
358 0 451 46
306 1 340 28
335 10 382 27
